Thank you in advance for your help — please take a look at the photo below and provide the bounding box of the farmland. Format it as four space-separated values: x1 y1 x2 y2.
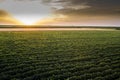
0 30 120 80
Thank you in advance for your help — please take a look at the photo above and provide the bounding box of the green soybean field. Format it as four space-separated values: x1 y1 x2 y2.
0 31 120 80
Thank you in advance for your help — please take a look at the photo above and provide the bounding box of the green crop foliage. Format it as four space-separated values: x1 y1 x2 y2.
0 31 120 80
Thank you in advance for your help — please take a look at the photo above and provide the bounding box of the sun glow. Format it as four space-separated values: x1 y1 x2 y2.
24 23 33 25
0 0 52 25
20 20 34 25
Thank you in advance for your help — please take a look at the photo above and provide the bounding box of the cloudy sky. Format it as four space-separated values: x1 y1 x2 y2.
0 0 120 26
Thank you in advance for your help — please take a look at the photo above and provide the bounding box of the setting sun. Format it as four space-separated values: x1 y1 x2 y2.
20 19 34 25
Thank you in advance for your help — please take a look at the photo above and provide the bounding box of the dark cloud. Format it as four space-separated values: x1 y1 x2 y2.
36 0 120 26
42 0 120 16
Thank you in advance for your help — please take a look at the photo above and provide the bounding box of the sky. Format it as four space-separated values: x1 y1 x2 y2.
0 0 120 26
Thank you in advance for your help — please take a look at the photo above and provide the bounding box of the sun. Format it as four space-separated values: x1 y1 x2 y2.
14 17 39 25
20 20 34 25
24 22 34 25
